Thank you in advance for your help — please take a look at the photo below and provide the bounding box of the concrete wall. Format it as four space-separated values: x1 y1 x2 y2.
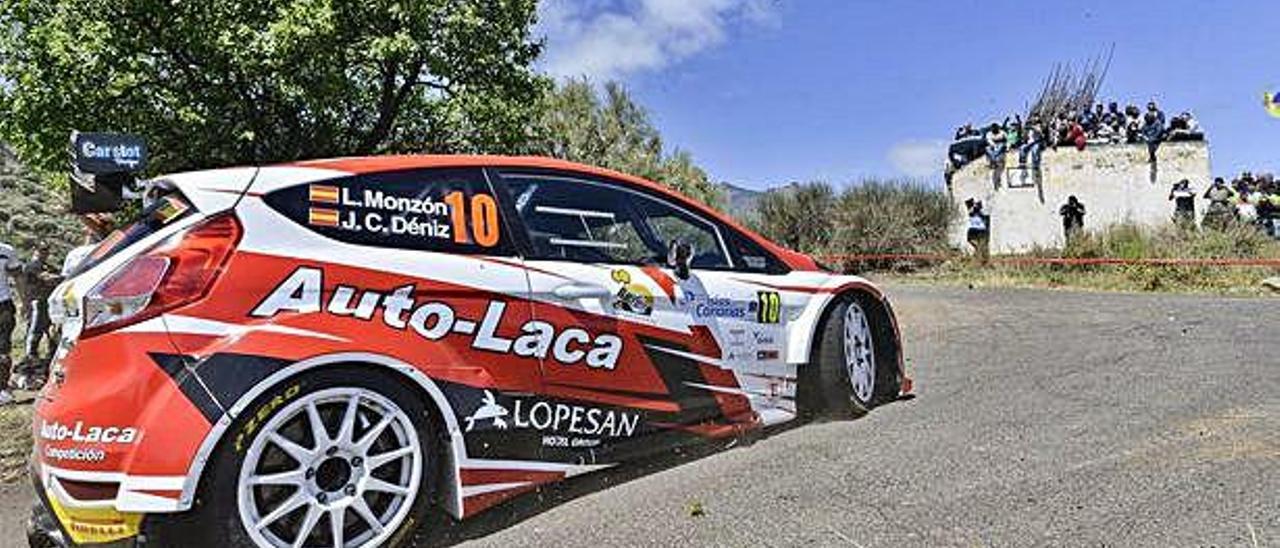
949 141 1211 253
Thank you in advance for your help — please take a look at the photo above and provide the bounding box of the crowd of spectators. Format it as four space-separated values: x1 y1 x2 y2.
1182 172 1280 236
947 100 1205 178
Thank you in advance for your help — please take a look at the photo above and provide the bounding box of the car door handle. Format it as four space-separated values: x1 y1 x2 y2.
551 282 612 300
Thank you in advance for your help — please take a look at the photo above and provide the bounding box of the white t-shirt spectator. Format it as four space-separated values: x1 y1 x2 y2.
1237 197 1258 221
0 243 18 302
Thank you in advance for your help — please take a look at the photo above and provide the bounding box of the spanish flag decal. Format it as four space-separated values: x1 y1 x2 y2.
308 207 339 227
309 184 340 204
153 195 190 223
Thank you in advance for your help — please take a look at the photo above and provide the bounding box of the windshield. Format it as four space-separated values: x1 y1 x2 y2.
68 192 195 278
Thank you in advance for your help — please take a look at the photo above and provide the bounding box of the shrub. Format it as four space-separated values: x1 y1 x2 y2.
828 180 955 271
747 179 955 272
749 182 836 253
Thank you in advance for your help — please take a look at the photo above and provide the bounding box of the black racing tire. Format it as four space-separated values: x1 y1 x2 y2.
803 293 902 419
144 367 439 548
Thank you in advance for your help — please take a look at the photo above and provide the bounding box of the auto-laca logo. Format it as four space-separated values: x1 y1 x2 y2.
40 420 141 444
253 267 624 370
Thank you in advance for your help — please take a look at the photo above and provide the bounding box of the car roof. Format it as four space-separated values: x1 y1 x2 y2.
284 154 818 272
291 155 669 195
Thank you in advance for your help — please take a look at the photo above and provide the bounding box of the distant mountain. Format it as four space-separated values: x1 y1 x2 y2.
718 182 765 218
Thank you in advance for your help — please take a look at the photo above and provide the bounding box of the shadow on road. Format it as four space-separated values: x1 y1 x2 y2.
418 396 913 547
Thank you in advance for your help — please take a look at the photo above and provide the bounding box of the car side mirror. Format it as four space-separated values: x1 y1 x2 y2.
667 239 694 280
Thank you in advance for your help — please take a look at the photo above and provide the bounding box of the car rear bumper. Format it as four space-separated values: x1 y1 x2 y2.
28 463 148 547
27 474 69 548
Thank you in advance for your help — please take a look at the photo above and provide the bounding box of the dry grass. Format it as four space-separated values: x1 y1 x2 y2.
0 401 32 483
880 223 1280 296
887 262 1280 296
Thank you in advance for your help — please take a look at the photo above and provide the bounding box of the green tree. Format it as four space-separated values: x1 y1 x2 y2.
750 181 835 253
0 0 548 177
534 79 723 208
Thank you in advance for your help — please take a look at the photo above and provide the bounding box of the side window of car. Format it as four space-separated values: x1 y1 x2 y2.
632 199 731 269
263 167 515 255
723 229 788 274
500 172 732 269
501 174 651 263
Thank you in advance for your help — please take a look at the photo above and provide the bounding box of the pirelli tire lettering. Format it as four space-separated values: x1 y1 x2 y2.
252 267 624 370
233 383 302 453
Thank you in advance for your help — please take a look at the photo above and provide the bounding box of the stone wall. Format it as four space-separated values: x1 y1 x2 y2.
948 141 1212 253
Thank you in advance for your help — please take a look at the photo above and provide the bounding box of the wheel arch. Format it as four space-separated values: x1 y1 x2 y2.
177 352 468 519
797 282 905 394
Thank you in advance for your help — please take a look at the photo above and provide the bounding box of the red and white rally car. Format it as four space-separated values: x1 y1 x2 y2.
31 156 908 547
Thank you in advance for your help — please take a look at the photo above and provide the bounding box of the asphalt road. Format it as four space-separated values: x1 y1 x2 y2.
5 285 1278 547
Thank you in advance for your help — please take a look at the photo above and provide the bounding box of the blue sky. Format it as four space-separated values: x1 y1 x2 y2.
538 0 1278 190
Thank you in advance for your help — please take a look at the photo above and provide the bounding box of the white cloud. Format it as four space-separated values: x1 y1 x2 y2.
887 140 947 178
537 0 777 81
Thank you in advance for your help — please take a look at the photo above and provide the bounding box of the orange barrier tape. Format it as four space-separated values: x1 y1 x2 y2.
816 253 1280 267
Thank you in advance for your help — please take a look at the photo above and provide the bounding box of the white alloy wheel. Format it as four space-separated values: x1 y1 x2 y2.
843 302 877 405
237 387 423 548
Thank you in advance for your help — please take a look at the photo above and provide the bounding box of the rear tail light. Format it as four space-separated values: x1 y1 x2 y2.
83 214 241 337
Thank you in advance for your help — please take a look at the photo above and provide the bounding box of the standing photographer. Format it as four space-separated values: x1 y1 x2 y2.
14 244 60 390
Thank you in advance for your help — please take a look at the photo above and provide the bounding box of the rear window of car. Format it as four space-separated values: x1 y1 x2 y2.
262 168 516 256
69 192 196 277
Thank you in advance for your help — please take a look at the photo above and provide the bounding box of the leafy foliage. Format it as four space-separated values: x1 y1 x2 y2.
0 0 549 177
533 79 723 208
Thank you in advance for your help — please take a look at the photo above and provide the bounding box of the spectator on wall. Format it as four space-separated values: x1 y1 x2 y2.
965 198 990 265
1067 118 1087 151
1104 102 1122 129
1166 112 1204 142
985 123 1008 166
1147 101 1167 129
1051 112 1071 150
1093 118 1118 144
1059 196 1086 244
1079 105 1098 134
948 128 986 171
1141 111 1164 164
1018 117 1045 170
1169 179 1197 228
1005 115 1023 148
1123 105 1143 144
